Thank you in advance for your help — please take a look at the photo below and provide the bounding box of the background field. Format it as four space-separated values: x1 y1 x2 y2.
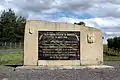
0 52 23 65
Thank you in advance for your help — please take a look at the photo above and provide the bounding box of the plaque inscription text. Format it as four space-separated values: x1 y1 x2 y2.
38 31 80 60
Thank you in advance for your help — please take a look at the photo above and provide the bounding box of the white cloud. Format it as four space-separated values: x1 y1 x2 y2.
106 32 120 35
1 0 120 18
51 17 120 29
0 5 5 11
86 3 120 18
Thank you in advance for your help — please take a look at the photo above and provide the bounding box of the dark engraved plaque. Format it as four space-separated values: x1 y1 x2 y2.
38 31 80 60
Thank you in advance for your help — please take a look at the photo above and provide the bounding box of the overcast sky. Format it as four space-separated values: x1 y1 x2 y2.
0 0 120 44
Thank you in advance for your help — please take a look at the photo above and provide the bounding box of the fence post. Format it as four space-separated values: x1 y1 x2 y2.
0 42 24 49
15 42 16 49
20 42 22 48
5 42 6 49
10 42 12 49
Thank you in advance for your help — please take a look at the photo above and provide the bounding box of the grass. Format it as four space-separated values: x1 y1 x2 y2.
104 54 120 61
103 44 108 50
0 52 23 65
103 44 120 61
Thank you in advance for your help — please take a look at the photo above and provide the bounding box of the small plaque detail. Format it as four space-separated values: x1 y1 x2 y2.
87 33 95 43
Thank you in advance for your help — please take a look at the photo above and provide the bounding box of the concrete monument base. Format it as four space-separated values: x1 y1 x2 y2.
16 65 114 70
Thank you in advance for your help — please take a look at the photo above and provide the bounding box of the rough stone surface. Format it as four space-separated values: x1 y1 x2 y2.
16 65 114 70
0 62 120 80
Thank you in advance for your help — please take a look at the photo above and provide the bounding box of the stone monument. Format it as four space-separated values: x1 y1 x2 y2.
24 20 103 66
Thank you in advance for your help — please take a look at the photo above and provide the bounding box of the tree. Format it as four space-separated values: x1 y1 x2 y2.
0 9 26 42
107 37 120 50
74 21 85 26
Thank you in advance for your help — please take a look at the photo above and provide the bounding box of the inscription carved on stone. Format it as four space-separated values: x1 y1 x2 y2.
38 31 80 60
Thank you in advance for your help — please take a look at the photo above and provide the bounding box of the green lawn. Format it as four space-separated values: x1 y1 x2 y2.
103 44 120 61
0 52 23 65
104 54 120 61
103 44 108 50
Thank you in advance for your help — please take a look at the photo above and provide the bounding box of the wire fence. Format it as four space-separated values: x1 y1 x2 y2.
0 42 24 49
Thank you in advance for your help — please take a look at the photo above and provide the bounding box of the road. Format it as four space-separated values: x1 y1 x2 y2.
0 49 23 53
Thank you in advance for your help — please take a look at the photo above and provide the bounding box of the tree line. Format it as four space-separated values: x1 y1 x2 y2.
107 37 120 50
0 9 26 42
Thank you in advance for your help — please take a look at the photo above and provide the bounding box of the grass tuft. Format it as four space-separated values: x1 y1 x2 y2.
104 54 120 61
0 52 23 65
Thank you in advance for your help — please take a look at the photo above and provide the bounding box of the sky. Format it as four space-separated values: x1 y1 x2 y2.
0 0 120 44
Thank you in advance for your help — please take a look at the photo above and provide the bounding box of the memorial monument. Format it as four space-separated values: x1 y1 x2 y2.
24 20 103 66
